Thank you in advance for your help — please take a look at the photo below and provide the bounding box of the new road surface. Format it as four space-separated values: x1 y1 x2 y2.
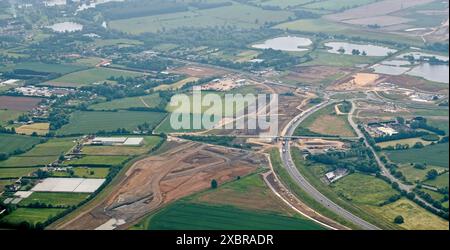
280 99 380 230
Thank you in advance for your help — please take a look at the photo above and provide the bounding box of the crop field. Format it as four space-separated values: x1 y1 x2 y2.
275 18 423 46
303 51 380 67
16 123 50 136
145 202 323 230
364 198 449 230
385 143 449 168
398 164 447 183
89 93 162 111
294 103 356 137
51 167 110 179
81 136 162 156
66 155 130 166
109 3 295 34
45 68 143 87
56 111 167 135
424 172 449 189
331 173 399 206
0 180 14 192
0 134 42 155
0 96 43 111
0 110 24 125
193 174 299 216
19 192 89 207
377 137 433 148
0 156 58 168
303 0 378 11
154 77 199 91
0 168 37 178
155 113 208 133
0 62 88 74
0 208 65 226
20 138 76 157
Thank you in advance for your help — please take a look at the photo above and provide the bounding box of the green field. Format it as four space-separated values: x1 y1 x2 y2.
275 18 423 46
303 0 377 11
0 134 42 155
45 67 143 87
385 143 449 168
398 164 446 183
364 198 449 230
0 167 37 178
19 192 89 207
51 167 110 178
424 172 449 189
294 102 356 137
331 173 399 206
0 110 24 126
145 202 324 230
377 137 433 148
56 111 167 135
89 93 162 111
0 62 87 74
0 208 65 226
66 155 129 166
0 156 59 168
20 138 76 157
109 3 294 34
303 50 380 67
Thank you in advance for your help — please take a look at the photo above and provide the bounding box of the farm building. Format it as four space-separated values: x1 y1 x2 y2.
31 178 105 193
91 137 144 146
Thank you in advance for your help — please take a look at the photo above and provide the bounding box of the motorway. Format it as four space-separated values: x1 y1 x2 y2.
280 99 381 230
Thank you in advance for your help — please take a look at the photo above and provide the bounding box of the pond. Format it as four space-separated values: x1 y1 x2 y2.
252 36 313 52
372 64 411 75
47 22 83 33
324 42 397 56
406 63 449 84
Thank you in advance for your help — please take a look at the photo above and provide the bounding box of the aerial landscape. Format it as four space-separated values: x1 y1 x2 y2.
0 0 448 234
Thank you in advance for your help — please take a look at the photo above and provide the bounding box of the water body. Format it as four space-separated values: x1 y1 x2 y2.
406 63 449 84
396 52 449 62
372 64 411 75
252 36 313 52
47 22 83 32
324 42 397 56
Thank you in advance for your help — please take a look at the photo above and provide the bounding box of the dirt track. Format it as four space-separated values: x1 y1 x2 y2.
58 141 265 230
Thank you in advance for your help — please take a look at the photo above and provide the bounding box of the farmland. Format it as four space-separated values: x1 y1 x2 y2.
385 143 449 168
364 198 449 230
294 103 356 137
0 110 23 125
398 164 447 183
0 134 42 155
45 68 143 87
66 155 130 166
144 202 323 230
0 208 65 227
331 173 399 206
109 3 295 34
0 168 37 178
0 96 43 111
51 167 110 179
56 111 167 135
0 62 87 74
89 93 162 111
424 172 449 189
19 192 89 207
16 123 50 135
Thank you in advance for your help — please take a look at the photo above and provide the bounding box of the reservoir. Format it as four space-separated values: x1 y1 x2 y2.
252 36 313 52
